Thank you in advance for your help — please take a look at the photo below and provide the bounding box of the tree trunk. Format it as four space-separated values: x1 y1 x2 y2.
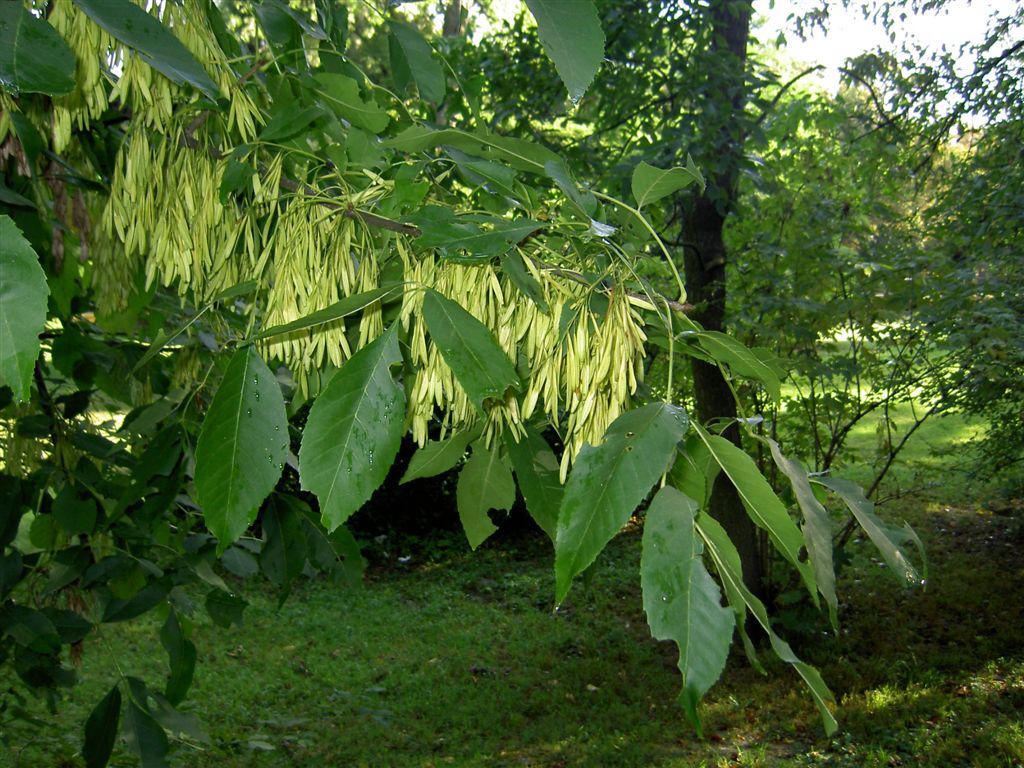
677 0 764 599
442 0 462 38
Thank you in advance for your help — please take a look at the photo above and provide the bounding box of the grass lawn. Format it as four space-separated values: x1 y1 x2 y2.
4 414 1023 767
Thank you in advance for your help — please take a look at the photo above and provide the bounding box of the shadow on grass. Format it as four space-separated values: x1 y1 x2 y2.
3 503 1022 768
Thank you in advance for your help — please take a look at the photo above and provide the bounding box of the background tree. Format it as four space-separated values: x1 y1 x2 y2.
0 0 963 762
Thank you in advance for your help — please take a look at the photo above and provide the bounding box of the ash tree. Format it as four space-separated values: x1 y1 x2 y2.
0 0 923 762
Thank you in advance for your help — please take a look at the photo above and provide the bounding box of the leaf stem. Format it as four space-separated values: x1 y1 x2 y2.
592 190 688 303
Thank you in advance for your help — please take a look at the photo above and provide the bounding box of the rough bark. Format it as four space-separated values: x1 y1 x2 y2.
678 0 765 599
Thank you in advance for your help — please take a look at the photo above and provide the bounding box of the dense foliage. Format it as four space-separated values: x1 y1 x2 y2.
9 0 1017 764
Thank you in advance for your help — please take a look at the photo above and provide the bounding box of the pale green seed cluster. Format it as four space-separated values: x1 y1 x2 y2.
398 243 647 473
51 0 649 465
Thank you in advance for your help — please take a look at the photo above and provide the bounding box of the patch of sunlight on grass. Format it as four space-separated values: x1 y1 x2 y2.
860 683 930 712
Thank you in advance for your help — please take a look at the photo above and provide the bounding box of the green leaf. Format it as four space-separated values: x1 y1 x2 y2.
400 425 481 484
0 551 23 600
668 434 718 509
123 678 170 768
456 443 514 549
422 289 520 411
641 487 733 735
630 158 705 208
194 347 288 550
544 159 597 216
258 104 327 142
102 581 169 623
383 126 562 174
694 425 817 600
406 207 544 260
159 610 196 706
53 485 98 536
499 250 548 312
0 216 49 402
256 284 402 340
693 331 781 402
555 403 688 604
259 495 307 596
523 0 605 103
0 181 36 209
696 513 838 735
219 160 257 203
299 325 405 530
505 427 562 542
811 475 926 587
758 437 838 626
447 148 519 198
313 73 389 134
83 684 121 768
132 281 258 374
204 588 246 628
44 607 91 644
74 0 219 100
389 20 445 103
0 3 76 95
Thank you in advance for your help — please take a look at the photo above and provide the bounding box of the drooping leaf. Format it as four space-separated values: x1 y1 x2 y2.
0 181 35 209
383 126 562 174
123 678 170 768
759 436 838 626
147 691 209 745
505 427 562 541
641 487 733 735
668 434 718 509
204 588 246 628
219 160 257 203
83 684 121 768
389 19 445 103
694 425 817 600
400 425 481 484
499 249 548 312
447 148 519 198
256 284 402 340
630 158 705 209
523 0 605 103
544 159 597 216
159 610 196 706
456 442 514 549
0 551 23 600
102 581 169 623
74 0 219 99
555 403 689 604
131 281 258 374
299 325 405 530
258 104 328 142
422 289 520 411
696 513 838 735
194 346 288 550
259 495 307 596
406 206 544 260
52 485 98 536
811 475 926 587
44 607 91 644
694 331 781 403
313 73 389 133
0 3 76 95
0 216 49 402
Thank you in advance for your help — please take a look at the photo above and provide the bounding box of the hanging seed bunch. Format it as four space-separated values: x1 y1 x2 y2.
98 129 253 303
398 241 647 470
399 241 526 448
260 194 361 391
48 0 117 153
